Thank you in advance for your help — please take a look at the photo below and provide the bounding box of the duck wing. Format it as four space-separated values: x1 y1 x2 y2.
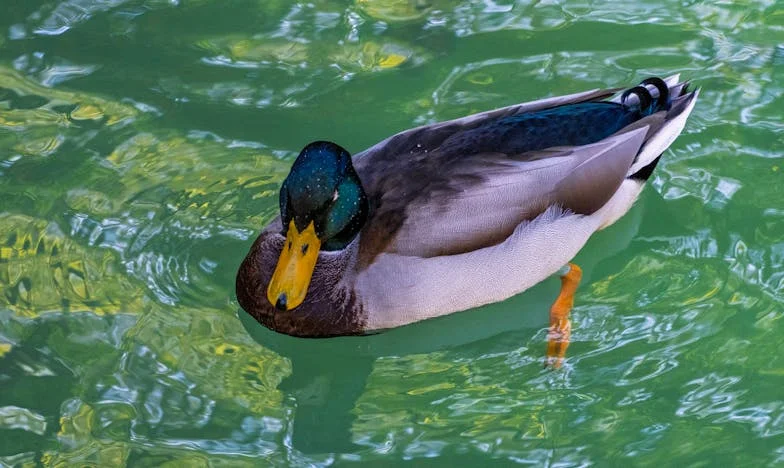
353 76 697 263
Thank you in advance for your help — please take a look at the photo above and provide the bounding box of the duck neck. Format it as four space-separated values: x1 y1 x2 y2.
236 229 366 337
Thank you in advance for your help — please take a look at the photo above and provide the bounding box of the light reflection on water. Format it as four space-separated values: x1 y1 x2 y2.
1 0 783 465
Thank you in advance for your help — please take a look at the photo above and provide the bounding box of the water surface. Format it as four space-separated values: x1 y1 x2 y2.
1 0 783 465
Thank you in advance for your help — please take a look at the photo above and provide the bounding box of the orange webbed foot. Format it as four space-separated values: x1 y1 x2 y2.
545 263 582 369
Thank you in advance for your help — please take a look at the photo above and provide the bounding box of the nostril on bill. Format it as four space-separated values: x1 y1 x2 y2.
275 293 288 311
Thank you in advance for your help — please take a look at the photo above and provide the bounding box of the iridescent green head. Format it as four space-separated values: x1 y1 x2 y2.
267 141 368 311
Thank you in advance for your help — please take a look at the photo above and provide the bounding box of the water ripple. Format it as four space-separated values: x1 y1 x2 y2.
1 0 783 464
28 0 132 37
0 405 47 435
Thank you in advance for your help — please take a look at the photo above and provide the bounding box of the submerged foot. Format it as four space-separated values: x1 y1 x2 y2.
545 263 582 369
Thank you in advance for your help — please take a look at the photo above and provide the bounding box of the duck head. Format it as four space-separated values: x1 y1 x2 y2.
267 141 369 311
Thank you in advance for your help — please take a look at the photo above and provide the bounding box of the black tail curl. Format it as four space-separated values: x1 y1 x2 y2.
621 77 670 114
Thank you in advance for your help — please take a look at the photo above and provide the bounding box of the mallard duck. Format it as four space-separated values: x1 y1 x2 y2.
237 74 699 366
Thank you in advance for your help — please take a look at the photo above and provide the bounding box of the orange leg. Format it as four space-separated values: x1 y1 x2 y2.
545 263 582 369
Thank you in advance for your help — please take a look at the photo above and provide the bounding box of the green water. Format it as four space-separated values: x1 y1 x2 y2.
1 0 783 465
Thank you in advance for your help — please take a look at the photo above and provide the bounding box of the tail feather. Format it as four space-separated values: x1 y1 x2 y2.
623 78 700 178
620 77 671 116
628 155 662 181
640 77 670 109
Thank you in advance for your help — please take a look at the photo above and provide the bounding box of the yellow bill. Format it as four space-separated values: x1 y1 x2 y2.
267 220 321 311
